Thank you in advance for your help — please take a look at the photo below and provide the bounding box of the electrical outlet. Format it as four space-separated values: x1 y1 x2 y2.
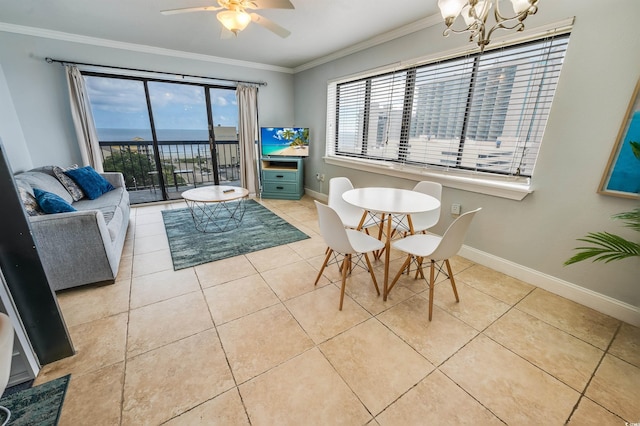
315 173 321 181
451 203 461 215
320 174 325 182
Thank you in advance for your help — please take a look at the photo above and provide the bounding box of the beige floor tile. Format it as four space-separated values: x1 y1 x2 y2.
485 308 604 391
58 362 124 426
433 280 511 330
203 273 280 325
517 289 620 350
344 268 415 315
195 255 257 288
217 303 314 383
377 295 478 366
320 318 434 416
35 312 128 383
376 370 502 425
285 284 371 344
455 264 534 305
245 244 304 272
261 260 330 301
56 279 130 327
127 291 213 357
239 348 371 426
585 354 640 422
134 220 167 238
133 232 169 255
440 334 579 424
122 329 234 426
164 388 250 425
609 322 640 368
116 255 133 281
287 234 327 260
130 268 201 309
567 397 626 425
132 249 173 277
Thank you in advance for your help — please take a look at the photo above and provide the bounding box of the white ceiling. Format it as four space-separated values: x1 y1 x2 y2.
0 0 443 70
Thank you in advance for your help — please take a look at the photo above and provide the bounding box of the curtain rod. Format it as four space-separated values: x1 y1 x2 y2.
45 57 267 87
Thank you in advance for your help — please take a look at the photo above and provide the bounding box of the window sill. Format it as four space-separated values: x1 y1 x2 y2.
324 156 533 201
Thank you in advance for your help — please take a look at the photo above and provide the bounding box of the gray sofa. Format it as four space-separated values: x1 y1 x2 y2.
14 167 130 291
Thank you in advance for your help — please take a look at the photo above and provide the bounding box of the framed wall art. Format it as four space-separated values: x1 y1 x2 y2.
598 78 640 199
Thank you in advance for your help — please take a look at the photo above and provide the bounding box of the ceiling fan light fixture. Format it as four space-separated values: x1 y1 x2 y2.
217 9 251 34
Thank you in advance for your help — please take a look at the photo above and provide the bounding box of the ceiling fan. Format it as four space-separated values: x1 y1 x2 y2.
161 0 294 38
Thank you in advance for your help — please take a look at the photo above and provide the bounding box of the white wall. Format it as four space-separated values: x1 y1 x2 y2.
294 1 640 312
0 64 32 172
0 32 296 170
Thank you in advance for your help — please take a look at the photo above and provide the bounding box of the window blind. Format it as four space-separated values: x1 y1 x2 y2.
327 34 570 178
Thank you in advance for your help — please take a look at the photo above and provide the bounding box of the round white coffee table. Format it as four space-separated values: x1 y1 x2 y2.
181 185 249 232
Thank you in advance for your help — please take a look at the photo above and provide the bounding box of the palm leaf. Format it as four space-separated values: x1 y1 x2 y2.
613 208 640 232
630 141 640 160
564 231 640 265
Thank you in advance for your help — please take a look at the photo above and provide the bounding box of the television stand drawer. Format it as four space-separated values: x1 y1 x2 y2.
263 170 297 182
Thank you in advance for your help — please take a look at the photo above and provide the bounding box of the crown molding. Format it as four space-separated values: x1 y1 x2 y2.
0 22 294 74
293 14 442 73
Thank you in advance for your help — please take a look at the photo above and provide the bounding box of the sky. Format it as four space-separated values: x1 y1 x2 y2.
84 75 239 131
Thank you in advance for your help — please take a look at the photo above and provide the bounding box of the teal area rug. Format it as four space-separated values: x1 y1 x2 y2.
162 199 310 270
0 374 70 426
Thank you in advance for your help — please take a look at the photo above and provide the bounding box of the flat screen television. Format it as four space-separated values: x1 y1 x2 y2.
260 127 309 157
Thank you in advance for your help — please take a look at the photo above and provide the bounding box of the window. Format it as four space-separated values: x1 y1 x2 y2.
327 34 570 181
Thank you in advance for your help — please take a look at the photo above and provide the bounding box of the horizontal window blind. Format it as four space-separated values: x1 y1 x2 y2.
327 34 570 178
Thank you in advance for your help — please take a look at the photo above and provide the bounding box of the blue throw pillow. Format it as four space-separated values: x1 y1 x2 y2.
33 188 77 214
64 166 115 200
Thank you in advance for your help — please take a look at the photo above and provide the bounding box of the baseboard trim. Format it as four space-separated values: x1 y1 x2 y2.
305 188 327 202
459 246 640 327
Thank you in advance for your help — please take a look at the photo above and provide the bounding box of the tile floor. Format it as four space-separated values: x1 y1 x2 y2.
36 196 639 425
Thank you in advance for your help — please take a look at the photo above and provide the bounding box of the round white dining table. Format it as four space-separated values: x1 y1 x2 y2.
342 187 440 300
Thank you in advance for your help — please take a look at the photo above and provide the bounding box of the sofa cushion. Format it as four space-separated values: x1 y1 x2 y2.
53 166 85 201
65 166 115 200
18 186 45 216
34 188 77 214
16 170 74 204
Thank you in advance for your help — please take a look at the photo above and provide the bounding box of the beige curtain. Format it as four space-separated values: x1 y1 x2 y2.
65 65 103 171
236 84 260 195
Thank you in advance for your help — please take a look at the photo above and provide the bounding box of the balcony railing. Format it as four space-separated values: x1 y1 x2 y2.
100 140 241 204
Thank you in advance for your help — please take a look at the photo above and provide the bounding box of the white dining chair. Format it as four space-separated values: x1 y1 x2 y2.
388 208 481 320
0 313 14 426
314 201 385 310
393 181 442 235
328 177 380 231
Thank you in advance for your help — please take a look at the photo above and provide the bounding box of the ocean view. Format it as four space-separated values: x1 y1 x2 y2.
97 128 211 142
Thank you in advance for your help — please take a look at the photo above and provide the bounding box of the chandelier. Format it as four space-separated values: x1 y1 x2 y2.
437 0 539 51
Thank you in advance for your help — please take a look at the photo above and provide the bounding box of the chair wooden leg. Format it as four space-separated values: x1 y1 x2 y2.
364 253 380 296
429 260 435 321
388 255 412 295
445 259 460 303
314 249 333 286
414 256 424 279
339 255 349 310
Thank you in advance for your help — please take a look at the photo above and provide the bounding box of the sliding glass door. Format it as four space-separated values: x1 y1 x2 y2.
84 74 239 204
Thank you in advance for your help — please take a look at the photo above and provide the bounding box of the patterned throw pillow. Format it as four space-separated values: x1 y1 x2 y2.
33 188 77 214
18 186 45 216
53 165 85 201
64 166 115 200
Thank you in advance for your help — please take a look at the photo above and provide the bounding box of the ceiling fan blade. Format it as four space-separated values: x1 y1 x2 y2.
250 13 291 38
160 6 222 15
247 0 294 10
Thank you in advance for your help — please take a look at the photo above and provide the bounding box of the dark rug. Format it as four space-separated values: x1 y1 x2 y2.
0 375 70 426
162 199 310 270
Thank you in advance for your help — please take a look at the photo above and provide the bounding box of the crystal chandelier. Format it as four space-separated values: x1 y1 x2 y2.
437 0 539 51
